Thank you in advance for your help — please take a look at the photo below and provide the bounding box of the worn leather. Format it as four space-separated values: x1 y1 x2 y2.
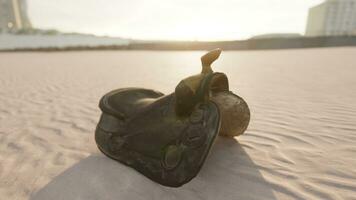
96 88 221 187
95 49 250 187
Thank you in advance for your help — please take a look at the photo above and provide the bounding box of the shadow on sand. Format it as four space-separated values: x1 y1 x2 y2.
31 137 276 200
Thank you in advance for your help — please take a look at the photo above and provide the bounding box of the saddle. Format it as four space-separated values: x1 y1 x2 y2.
95 49 250 187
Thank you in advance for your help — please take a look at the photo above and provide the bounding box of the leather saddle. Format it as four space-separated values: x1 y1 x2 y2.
95 49 250 187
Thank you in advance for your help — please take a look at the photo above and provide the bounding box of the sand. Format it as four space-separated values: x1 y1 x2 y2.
0 48 355 200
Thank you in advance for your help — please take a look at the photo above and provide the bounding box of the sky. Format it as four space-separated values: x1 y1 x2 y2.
27 0 324 41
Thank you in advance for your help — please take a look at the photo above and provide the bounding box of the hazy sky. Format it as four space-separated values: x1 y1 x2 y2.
27 0 324 41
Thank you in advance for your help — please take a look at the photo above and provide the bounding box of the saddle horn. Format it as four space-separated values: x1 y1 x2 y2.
175 49 222 117
201 48 221 74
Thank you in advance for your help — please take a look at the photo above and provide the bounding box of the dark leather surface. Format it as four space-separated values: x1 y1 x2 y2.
99 88 164 120
96 88 220 187
95 49 250 187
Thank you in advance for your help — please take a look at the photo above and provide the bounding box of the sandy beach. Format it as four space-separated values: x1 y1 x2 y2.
0 48 356 200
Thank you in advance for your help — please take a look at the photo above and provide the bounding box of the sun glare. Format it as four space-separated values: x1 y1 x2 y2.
27 0 325 41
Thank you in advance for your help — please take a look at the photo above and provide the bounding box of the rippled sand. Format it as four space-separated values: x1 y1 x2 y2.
0 48 355 200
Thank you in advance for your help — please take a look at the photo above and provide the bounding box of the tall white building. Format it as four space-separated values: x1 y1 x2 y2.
0 0 32 32
306 0 356 36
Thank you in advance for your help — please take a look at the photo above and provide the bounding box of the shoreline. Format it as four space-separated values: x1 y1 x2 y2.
1 35 356 52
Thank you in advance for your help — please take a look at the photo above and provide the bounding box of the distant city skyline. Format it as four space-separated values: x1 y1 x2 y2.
306 0 356 36
25 0 325 40
0 0 32 31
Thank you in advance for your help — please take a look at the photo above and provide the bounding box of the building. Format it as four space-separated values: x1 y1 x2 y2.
305 0 356 36
0 0 32 32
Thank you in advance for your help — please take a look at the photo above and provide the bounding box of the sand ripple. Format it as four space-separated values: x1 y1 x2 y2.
0 49 356 200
